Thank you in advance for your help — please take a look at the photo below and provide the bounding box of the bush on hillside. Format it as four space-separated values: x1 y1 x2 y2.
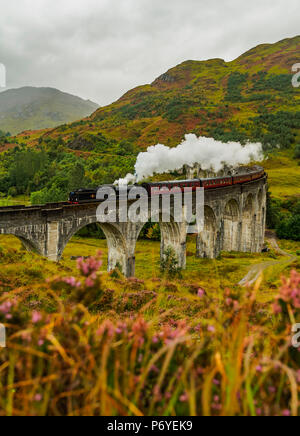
294 144 300 159
277 215 300 241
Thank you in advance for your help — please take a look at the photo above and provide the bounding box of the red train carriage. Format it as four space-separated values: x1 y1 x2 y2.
250 167 265 181
201 176 233 189
232 174 252 185
69 167 266 203
143 179 201 196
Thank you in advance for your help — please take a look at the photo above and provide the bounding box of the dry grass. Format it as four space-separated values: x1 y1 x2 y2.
0 236 299 415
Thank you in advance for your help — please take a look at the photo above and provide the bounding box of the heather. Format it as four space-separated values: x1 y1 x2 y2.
0 248 300 416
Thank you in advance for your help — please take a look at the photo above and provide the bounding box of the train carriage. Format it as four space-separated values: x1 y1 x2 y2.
68 167 266 203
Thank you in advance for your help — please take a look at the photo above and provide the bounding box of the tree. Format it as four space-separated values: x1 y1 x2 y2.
69 162 85 189
294 144 300 159
160 247 181 278
8 186 17 197
277 215 300 241
266 191 281 229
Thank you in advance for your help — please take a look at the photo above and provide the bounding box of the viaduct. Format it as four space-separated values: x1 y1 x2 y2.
0 176 267 277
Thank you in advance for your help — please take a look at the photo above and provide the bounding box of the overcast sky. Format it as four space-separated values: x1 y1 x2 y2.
0 0 299 105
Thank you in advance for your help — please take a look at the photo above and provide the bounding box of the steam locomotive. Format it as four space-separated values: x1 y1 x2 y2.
68 166 265 204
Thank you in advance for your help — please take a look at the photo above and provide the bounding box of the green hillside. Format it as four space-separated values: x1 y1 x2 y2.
23 35 300 151
0 36 299 213
0 87 99 135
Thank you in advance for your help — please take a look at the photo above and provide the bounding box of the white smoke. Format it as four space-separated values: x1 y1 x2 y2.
113 173 137 186
114 134 264 185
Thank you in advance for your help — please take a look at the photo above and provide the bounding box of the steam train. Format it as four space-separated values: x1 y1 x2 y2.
68 166 265 204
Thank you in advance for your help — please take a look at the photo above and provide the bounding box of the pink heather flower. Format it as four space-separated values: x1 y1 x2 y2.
96 320 115 338
282 409 291 417
66 277 76 286
5 314 12 320
256 408 262 416
34 394 42 402
152 336 159 344
233 301 239 310
207 325 215 333
32 311 42 324
272 302 282 315
256 365 263 373
179 393 189 402
151 365 159 374
77 252 103 277
38 339 45 347
213 379 220 386
214 396 220 403
268 386 276 394
212 404 222 411
153 385 161 398
0 301 13 314
132 318 149 340
197 288 205 298
275 270 300 312
63 276 81 288
85 278 95 288
159 321 188 345
21 332 32 343
225 298 233 306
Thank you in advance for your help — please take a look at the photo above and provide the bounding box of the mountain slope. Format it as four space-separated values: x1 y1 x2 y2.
1 36 300 204
0 87 99 134
25 35 299 152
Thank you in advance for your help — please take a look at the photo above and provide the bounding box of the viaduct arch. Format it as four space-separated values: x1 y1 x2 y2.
0 176 267 277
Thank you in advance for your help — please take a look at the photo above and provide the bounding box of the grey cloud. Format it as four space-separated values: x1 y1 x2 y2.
0 0 299 105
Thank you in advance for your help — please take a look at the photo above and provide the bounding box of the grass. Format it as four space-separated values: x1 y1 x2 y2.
0 237 299 416
0 234 298 308
0 195 30 207
264 152 300 200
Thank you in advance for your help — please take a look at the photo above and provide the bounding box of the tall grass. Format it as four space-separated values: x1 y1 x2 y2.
0 252 299 416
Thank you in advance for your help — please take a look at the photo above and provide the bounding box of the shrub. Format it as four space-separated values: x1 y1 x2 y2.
294 144 300 159
277 215 300 241
160 247 181 278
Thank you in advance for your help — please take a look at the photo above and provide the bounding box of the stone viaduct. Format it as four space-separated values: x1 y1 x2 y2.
0 175 267 277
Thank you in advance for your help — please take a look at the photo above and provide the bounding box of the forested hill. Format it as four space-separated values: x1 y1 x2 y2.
0 36 300 209
87 34 300 150
0 87 99 135
15 35 300 151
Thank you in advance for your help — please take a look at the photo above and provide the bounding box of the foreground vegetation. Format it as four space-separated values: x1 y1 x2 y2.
0 236 299 416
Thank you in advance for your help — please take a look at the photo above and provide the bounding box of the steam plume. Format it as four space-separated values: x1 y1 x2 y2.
114 134 264 185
